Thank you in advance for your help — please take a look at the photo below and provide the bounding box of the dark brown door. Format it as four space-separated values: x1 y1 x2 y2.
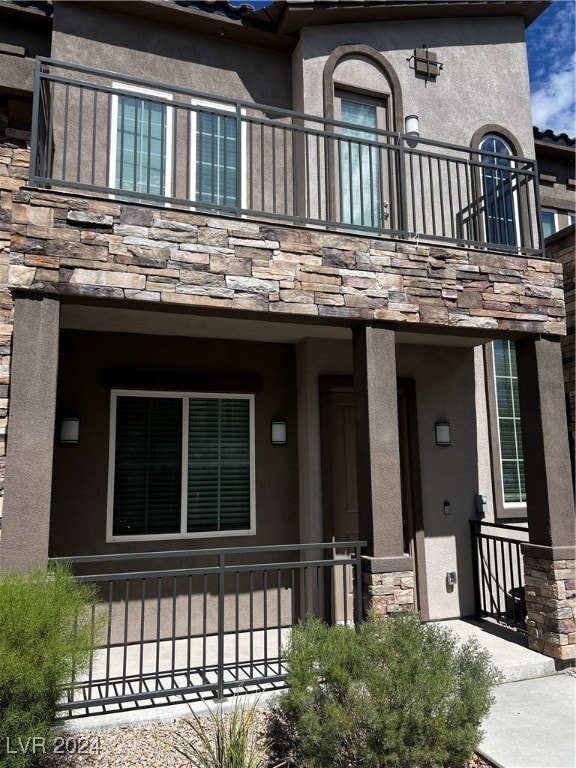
321 378 427 621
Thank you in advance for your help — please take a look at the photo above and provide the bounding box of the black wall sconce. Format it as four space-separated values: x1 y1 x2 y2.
435 421 451 446
271 420 287 445
60 416 80 444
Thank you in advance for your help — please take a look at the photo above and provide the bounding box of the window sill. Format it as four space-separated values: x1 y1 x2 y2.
107 529 256 543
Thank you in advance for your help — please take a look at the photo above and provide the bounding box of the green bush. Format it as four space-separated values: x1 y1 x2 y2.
276 614 500 768
0 564 103 768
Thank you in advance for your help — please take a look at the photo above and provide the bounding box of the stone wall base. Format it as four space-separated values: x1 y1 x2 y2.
362 570 415 618
524 556 576 662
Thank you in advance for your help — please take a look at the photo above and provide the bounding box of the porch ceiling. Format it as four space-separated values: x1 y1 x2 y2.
60 303 489 347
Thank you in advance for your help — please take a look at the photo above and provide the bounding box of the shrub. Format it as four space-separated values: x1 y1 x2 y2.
0 564 103 768
276 614 500 768
168 698 284 768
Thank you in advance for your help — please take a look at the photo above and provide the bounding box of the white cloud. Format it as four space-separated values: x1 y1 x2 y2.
530 52 576 135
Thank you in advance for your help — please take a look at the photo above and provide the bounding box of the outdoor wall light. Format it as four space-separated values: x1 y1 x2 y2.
404 114 420 137
435 422 451 446
271 420 287 446
60 416 80 445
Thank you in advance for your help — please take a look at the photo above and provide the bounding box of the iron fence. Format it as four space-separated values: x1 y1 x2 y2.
49 541 365 717
30 58 544 256
470 519 528 631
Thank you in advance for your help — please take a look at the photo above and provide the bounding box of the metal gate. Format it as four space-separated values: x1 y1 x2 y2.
470 520 527 631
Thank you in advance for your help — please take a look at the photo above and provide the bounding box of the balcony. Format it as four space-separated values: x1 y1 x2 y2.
30 58 544 257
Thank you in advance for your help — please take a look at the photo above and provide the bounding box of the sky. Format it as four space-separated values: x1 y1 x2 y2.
230 0 576 137
526 0 576 136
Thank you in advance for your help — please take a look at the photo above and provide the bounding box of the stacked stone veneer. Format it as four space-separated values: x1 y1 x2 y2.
0 144 28 526
363 571 415 617
524 556 576 662
0 146 566 336
0 141 569 550
3 196 565 335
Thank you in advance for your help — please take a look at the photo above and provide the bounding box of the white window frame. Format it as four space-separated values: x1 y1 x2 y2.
479 134 520 251
106 389 256 542
334 88 391 230
189 97 247 210
541 208 559 239
109 83 174 198
491 342 527 513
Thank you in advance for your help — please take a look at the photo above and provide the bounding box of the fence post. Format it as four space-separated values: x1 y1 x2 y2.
217 551 226 701
354 543 364 627
470 519 482 621
532 158 546 258
396 132 409 238
235 102 243 218
29 57 42 186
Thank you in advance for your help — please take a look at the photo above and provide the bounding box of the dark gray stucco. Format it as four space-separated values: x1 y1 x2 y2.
49 329 299 559
51 3 292 109
516 336 575 551
0 294 60 571
353 323 406 569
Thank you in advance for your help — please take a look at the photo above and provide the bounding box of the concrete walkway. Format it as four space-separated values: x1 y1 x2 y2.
439 620 576 768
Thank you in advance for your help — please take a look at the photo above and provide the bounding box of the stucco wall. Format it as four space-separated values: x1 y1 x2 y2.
294 17 534 154
50 329 299 558
546 227 575 472
51 3 292 109
295 336 482 620
396 344 480 619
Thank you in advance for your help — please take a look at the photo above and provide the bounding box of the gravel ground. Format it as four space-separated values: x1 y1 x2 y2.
35 712 495 768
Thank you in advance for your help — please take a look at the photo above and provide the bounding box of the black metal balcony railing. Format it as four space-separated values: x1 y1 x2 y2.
49 541 365 716
470 520 528 631
30 58 544 256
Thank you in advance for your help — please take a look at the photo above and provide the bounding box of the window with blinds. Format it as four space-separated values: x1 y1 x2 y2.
493 340 526 504
110 84 173 199
115 95 167 195
195 109 238 208
108 391 254 540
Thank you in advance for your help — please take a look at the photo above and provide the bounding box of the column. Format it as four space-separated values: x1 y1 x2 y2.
516 336 575 662
353 323 414 618
0 294 60 571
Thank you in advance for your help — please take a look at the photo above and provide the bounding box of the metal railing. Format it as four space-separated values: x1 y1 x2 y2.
50 541 365 717
470 520 528 631
30 58 544 256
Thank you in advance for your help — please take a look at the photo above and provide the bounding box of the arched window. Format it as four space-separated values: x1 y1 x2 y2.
479 135 517 248
323 46 403 231
336 88 388 228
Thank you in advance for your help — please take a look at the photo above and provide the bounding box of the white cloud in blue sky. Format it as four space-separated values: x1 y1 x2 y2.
526 0 576 136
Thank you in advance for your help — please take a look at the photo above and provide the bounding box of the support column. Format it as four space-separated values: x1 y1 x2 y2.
353 323 414 618
0 294 60 571
516 336 575 663
296 339 325 548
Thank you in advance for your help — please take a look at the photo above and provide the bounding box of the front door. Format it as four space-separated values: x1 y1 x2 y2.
326 385 358 623
321 378 426 622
